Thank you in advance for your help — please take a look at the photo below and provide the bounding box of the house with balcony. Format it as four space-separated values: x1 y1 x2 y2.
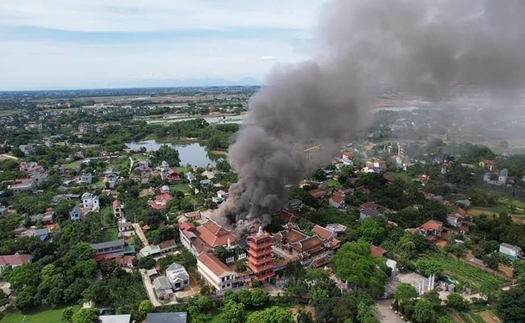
166 262 190 291
197 252 244 291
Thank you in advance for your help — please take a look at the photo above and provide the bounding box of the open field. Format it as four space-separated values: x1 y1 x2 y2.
0 110 19 116
2 305 81 323
421 253 506 289
326 179 342 190
171 183 192 194
468 208 525 224
384 172 413 181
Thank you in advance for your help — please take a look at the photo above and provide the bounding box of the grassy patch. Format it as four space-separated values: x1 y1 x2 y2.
64 159 84 169
100 228 118 242
101 206 117 228
469 205 513 216
2 305 81 323
171 183 192 194
384 172 413 181
421 253 506 289
326 179 342 190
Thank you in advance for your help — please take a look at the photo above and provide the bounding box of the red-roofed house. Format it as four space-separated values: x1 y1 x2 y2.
150 193 173 210
197 253 242 290
447 208 468 229
329 194 345 209
0 254 33 276
370 245 387 257
113 199 123 218
416 220 444 240
418 174 430 184
359 201 378 210
308 188 327 199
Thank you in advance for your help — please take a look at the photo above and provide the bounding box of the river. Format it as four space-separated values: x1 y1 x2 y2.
126 140 220 167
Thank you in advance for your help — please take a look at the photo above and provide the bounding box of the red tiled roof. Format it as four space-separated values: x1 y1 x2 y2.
308 188 326 198
273 227 308 244
435 240 447 248
0 254 32 266
360 201 378 210
159 240 176 250
331 194 344 204
342 151 353 159
370 245 387 257
420 220 443 231
291 236 323 252
179 221 195 232
113 200 122 208
312 225 333 240
454 208 467 217
197 253 233 277
196 220 236 247
156 193 173 202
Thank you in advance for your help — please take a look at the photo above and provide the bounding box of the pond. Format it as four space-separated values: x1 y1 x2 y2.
126 140 220 167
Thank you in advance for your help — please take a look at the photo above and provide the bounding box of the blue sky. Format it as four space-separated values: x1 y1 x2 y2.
0 0 326 90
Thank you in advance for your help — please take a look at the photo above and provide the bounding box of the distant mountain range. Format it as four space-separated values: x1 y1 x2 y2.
120 77 262 88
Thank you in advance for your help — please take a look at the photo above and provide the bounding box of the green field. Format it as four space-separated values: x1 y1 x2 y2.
0 110 20 116
421 253 506 289
100 228 118 242
384 172 413 181
326 179 342 190
171 183 192 194
64 159 84 169
2 305 81 323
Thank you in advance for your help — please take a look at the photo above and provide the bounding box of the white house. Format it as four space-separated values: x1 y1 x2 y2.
329 194 345 209
498 169 509 186
499 243 522 259
82 192 100 211
197 253 239 290
166 262 190 291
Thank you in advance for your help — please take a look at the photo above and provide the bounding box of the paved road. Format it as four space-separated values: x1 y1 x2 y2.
133 223 149 246
139 269 162 307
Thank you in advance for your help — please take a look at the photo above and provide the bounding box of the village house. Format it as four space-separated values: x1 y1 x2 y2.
114 255 135 268
0 254 32 277
178 210 201 223
18 144 34 156
79 172 93 184
446 208 468 230
31 227 50 241
217 190 229 200
359 208 380 220
153 276 174 299
99 314 132 323
146 312 188 323
479 159 495 171
341 151 354 165
288 199 303 210
308 188 327 200
413 220 445 241
118 221 134 237
150 192 173 210
91 239 126 261
139 240 177 258
105 170 119 189
197 252 242 291
272 223 340 268
113 200 124 218
329 194 345 209
166 262 190 291
499 243 522 260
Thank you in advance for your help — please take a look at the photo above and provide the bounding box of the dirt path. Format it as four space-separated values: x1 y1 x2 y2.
375 300 405 323
478 311 502 323
133 223 149 246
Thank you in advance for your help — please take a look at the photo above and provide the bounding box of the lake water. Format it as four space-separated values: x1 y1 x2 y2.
126 140 219 167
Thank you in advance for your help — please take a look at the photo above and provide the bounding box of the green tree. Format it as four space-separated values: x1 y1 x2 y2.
250 288 268 307
445 293 468 311
413 299 436 323
297 309 314 323
235 259 247 272
62 306 75 323
480 276 501 303
394 283 418 304
138 300 154 317
358 217 386 245
3 263 39 292
72 308 99 323
216 159 231 172
497 285 525 323
13 287 35 311
221 301 246 323
330 241 390 298
246 306 294 323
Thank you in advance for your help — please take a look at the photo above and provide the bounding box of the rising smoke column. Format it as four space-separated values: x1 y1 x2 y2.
217 0 525 226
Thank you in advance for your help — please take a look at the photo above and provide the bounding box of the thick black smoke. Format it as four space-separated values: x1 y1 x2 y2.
216 0 525 226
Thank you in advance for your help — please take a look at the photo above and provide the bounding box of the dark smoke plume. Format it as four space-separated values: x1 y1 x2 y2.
216 0 525 226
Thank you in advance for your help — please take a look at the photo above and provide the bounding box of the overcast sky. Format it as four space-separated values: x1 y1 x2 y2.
0 0 326 90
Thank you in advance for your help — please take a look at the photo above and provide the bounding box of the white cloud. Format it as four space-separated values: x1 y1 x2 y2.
0 0 327 89
0 0 327 32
